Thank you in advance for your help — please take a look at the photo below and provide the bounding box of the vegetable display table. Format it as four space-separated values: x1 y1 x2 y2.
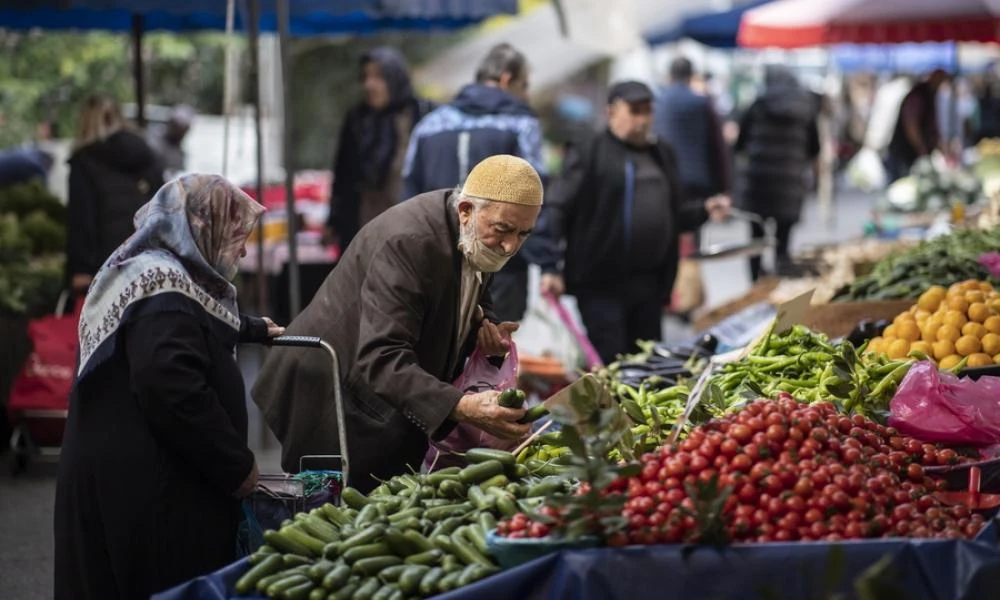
155 521 1000 600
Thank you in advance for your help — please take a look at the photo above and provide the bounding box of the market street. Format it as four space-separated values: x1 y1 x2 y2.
0 189 875 599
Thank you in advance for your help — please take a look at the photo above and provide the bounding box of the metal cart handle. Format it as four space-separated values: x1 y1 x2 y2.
265 335 350 487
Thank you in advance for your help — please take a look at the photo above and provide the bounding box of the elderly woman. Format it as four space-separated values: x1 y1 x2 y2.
54 175 282 599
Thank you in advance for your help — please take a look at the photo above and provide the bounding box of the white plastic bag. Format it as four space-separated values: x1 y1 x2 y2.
845 146 888 192
513 295 586 372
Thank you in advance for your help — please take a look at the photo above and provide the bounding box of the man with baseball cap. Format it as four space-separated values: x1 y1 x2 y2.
254 154 541 490
536 80 729 363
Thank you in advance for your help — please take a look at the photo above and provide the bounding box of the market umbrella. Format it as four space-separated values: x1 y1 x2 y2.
737 0 1000 48
645 0 773 49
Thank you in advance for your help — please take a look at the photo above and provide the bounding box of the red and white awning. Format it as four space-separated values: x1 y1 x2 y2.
738 0 1000 48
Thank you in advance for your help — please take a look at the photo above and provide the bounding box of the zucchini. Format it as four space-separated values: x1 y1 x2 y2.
354 504 380 526
339 524 386 553
403 549 443 566
451 527 494 567
479 474 509 490
431 534 456 555
401 530 436 554
234 553 283 595
350 578 380 600
264 529 315 557
266 574 311 598
437 570 462 593
526 476 565 498
382 528 418 557
322 542 341 560
386 507 423 524
309 586 329 600
518 404 549 424
343 542 391 564
423 502 473 521
457 563 496 587
341 487 371 510
457 460 505 485
352 556 403 577
438 479 466 499
329 582 359 600
418 568 444 596
376 564 408 584
478 512 497 533
425 471 461 486
466 485 494 511
397 565 431 594
371 583 400 600
465 525 489 555
428 517 463 539
308 559 338 582
282 580 316 600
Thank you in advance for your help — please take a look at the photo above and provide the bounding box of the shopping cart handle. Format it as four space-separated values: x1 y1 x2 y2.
268 335 323 348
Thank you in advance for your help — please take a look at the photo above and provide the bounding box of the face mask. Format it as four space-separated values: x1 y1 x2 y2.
461 210 512 273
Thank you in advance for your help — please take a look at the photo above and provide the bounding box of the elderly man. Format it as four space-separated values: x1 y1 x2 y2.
253 154 540 492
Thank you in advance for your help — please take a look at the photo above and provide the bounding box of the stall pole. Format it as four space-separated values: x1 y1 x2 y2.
246 0 268 314
277 0 302 317
130 13 146 128
222 0 236 178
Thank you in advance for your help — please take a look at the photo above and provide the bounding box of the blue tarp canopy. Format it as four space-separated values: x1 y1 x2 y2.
645 0 772 49
0 0 518 34
829 42 959 74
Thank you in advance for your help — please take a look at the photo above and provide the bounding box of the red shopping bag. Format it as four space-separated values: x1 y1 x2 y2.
8 295 81 416
423 343 520 471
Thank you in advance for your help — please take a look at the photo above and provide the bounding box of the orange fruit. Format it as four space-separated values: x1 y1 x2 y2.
887 339 910 359
917 289 944 312
968 302 992 323
982 333 1000 356
933 339 956 360
966 290 987 304
994 353 1000 364
936 324 962 343
963 322 988 339
882 324 897 339
866 337 884 354
980 281 994 292
896 321 921 342
939 354 963 370
943 311 968 329
909 341 933 357
956 335 983 357
967 353 994 368
948 296 971 313
893 312 916 326
920 325 937 344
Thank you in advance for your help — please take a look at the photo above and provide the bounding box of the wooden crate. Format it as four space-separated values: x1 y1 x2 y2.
802 300 914 339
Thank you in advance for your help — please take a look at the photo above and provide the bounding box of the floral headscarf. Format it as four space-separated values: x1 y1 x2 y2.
77 174 265 377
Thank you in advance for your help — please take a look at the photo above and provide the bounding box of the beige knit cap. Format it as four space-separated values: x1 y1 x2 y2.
462 154 543 206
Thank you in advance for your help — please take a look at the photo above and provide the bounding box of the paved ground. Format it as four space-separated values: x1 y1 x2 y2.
0 190 875 599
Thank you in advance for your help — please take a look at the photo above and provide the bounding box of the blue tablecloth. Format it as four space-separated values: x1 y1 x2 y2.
156 521 1000 600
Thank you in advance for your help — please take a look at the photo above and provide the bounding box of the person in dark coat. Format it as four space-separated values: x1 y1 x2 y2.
887 69 950 181
66 94 164 293
735 66 820 282
402 43 555 322
254 155 543 492
536 82 729 364
324 47 435 251
54 175 282 600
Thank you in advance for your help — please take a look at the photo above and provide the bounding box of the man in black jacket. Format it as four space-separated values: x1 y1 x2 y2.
537 81 728 363
401 43 554 322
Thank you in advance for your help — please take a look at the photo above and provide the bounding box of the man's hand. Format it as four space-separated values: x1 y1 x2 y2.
477 319 518 357
705 194 731 222
540 273 565 298
261 317 285 338
451 391 529 440
233 461 259 498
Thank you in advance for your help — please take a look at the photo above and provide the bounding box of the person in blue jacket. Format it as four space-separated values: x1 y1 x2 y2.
401 43 554 322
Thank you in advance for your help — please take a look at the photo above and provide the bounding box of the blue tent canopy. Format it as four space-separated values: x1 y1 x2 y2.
0 0 518 34
829 43 959 74
645 0 772 49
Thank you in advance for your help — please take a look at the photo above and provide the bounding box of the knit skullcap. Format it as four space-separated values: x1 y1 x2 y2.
461 155 543 206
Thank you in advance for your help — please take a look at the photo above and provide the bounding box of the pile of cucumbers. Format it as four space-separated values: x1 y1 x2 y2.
235 448 573 599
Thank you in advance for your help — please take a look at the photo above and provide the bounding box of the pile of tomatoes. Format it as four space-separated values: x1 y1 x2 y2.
607 394 984 546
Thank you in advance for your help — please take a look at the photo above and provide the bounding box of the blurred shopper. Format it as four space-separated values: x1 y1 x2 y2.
735 66 820 282
975 69 1000 143
536 81 729 363
654 56 731 249
149 104 194 179
324 47 435 251
401 43 552 322
886 69 949 180
54 175 282 600
66 94 164 294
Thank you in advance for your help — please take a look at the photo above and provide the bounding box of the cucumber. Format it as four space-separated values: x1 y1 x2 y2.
526 476 565 498
421 499 453 508
308 559 338 582
234 553 283 595
428 517 463 539
465 448 517 466
457 460 505 485
479 513 497 533
457 563 496 587
266 574 311 598
352 556 403 577
518 404 549 424
505 482 523 496
497 388 525 408
423 502 473 521
397 565 431 594
329 582 359 600
288 526 329 556
382 528 418 557
438 479 466 499
451 527 494 567
392 517 422 532
386 507 423 524
495 495 518 518
465 525 489 555
343 542 391 564
466 485 494 511
309 586 330 600
371 583 400 600
431 534 456 555
425 471 461 486
339 524 386 553
350 578 380 600
401 530 436 553
418 568 444 596
341 487 371 510
322 504 352 527
403 549 443 566
437 570 462 593
376 564 408 584
322 542 341 560
322 564 353 590
479 474 509 490
354 504 380 526
282 580 316 600
283 554 314 568
514 463 530 479
264 529 315 557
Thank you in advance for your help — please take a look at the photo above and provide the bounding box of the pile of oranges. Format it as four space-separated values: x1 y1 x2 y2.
866 280 1000 369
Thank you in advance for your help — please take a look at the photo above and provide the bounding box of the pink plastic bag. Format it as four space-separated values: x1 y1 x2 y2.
888 361 1000 446
422 343 520 471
